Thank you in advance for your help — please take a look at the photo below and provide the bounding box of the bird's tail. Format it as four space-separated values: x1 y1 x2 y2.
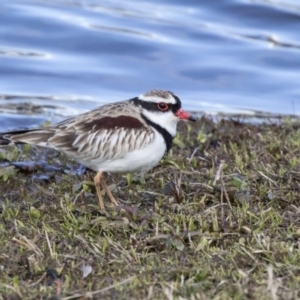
0 134 9 146
0 129 54 147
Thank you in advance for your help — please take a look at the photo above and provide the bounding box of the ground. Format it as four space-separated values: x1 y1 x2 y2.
0 117 300 299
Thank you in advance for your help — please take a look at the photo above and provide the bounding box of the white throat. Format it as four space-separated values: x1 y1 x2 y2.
142 109 178 137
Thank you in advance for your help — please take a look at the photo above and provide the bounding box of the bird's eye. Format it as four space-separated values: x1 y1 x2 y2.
157 103 169 111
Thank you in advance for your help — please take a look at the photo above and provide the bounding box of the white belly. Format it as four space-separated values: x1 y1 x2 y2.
85 131 166 174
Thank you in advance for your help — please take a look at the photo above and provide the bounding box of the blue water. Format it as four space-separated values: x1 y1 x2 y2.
1 0 300 130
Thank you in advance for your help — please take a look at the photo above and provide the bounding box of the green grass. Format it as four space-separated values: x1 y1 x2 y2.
1 117 300 299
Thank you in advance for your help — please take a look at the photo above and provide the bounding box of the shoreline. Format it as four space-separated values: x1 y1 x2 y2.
0 117 299 299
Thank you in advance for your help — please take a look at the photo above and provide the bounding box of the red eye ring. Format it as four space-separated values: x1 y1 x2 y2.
157 103 169 111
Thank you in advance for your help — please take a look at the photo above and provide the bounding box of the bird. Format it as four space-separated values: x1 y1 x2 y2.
0 89 196 210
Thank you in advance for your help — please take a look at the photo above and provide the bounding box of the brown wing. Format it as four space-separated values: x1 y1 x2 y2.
48 115 154 162
1 101 154 161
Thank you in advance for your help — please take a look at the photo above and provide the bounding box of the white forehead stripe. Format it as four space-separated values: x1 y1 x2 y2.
138 90 176 104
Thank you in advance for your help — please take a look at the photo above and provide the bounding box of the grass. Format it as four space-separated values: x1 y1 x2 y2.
1 116 300 299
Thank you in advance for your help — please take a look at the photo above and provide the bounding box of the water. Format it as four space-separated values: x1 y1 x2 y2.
1 0 300 130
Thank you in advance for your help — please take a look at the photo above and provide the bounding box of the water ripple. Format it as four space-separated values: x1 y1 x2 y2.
0 0 300 131
0 47 51 58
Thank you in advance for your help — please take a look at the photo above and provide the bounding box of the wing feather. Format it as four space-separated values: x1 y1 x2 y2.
49 126 154 165
2 101 155 167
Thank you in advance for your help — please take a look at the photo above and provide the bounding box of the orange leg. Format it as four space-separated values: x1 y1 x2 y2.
100 175 119 207
94 171 105 210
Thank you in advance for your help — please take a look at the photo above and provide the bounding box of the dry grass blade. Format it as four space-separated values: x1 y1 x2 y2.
61 275 136 300
12 235 44 259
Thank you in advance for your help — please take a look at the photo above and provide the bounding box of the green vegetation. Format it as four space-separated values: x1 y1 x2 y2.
1 117 300 299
